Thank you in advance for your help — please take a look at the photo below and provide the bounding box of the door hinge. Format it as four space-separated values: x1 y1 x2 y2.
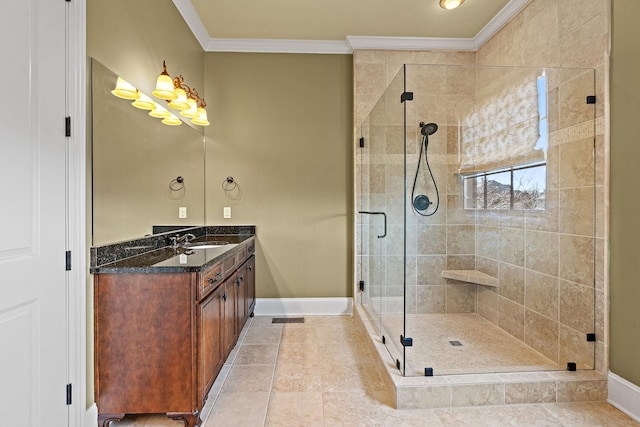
586 95 596 104
400 92 413 103
65 117 71 137
65 251 72 271
400 335 413 347
359 280 365 292
66 383 72 405
359 137 365 148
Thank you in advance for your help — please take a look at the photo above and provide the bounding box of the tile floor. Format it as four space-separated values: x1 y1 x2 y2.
110 316 638 426
378 313 563 376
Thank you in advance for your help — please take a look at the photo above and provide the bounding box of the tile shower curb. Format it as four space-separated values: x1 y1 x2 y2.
353 305 608 409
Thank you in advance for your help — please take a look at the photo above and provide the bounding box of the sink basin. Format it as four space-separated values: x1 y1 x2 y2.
187 242 229 250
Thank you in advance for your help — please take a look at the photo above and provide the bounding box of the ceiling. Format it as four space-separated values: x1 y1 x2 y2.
172 0 529 53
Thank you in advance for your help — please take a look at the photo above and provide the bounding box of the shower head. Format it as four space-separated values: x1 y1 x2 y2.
419 122 438 136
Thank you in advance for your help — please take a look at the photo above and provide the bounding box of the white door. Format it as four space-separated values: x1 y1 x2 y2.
0 0 69 425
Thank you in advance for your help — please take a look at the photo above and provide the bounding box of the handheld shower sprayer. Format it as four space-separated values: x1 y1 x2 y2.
420 121 438 136
412 122 440 216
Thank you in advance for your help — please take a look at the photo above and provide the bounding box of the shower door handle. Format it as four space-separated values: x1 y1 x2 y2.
358 211 387 238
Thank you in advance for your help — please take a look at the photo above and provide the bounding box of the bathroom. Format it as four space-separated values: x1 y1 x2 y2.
69 0 637 423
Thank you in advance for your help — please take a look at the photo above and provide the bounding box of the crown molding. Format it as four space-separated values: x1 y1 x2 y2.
172 0 211 49
473 0 531 49
173 0 530 54
206 38 352 54
346 35 476 51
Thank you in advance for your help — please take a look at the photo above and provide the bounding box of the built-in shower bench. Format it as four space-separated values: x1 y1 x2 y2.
441 269 499 287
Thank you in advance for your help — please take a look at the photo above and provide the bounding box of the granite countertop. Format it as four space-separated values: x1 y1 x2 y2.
90 226 255 274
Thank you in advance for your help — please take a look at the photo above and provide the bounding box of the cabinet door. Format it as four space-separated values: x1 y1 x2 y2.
199 285 224 405
223 275 237 356
236 263 247 331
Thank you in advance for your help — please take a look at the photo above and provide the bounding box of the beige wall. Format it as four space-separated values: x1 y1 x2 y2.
610 0 640 387
204 53 354 299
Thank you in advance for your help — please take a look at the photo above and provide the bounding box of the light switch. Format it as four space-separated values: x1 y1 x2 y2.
179 207 187 218
223 207 231 219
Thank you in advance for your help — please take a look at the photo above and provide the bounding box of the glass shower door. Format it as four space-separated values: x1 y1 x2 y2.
357 68 407 372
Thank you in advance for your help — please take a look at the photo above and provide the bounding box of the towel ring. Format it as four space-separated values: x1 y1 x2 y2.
169 176 184 191
221 176 237 192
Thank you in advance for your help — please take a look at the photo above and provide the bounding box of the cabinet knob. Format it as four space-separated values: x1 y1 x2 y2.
248 266 252 271
207 277 214 284
223 292 227 301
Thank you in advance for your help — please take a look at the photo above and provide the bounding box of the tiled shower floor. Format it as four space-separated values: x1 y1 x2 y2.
378 312 562 377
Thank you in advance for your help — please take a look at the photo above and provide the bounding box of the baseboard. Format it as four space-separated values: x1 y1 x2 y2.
85 403 98 427
608 371 640 422
254 297 353 316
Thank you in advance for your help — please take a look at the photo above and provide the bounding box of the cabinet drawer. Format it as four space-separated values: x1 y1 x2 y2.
222 254 236 274
236 245 247 265
200 263 223 298
246 240 255 256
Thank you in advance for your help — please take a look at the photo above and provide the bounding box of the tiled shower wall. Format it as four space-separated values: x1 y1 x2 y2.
354 0 608 373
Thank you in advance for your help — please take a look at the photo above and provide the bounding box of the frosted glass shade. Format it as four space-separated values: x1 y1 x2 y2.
111 77 138 100
167 88 190 110
152 74 177 100
131 92 155 110
162 115 182 126
179 98 199 119
149 103 171 118
191 107 210 126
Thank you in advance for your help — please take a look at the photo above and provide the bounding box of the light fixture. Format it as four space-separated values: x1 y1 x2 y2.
191 100 210 126
440 0 465 9
111 62 211 126
152 61 178 100
131 91 155 110
179 98 199 119
167 87 189 111
111 77 138 100
149 103 171 119
162 114 182 126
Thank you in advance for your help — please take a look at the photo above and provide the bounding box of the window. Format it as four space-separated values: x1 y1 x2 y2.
461 72 548 211
463 162 546 210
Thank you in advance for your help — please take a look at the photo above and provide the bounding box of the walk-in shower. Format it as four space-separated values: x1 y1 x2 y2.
357 64 599 378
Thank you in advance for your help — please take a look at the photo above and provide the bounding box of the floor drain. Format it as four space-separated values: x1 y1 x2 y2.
449 340 463 346
272 317 305 324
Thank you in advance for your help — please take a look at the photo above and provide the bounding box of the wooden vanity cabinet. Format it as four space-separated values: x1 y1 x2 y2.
94 238 256 427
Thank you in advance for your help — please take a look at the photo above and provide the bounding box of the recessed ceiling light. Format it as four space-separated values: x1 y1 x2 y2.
440 0 465 9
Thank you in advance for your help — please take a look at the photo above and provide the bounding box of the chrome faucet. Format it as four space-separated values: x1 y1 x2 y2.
169 233 196 248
